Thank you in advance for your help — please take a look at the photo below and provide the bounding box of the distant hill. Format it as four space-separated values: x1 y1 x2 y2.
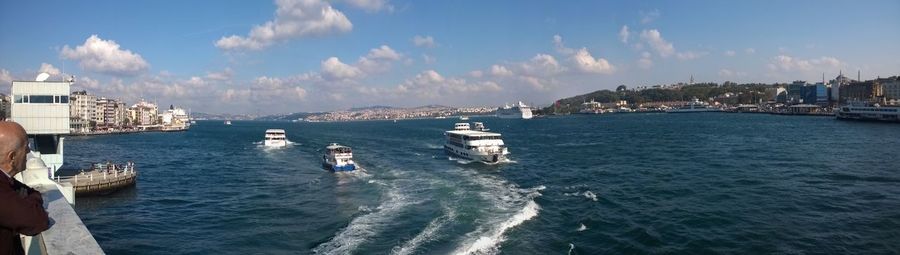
193 112 257 120
254 112 321 121
348 105 393 111
544 82 774 114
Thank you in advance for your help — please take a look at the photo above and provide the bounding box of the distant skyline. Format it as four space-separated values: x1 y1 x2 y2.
2 0 899 114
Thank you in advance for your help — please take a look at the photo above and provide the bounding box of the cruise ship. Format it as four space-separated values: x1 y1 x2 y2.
264 129 287 147
444 122 509 164
665 98 720 113
836 103 900 122
322 143 358 171
496 101 533 119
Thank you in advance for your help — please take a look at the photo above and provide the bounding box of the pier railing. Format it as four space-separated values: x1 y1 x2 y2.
55 163 137 196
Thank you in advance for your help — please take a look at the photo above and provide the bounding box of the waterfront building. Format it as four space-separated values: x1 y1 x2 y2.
841 80 883 103
787 80 807 104
10 79 71 173
830 73 854 103
765 87 787 104
128 99 159 127
70 90 97 129
877 76 900 105
96 97 127 128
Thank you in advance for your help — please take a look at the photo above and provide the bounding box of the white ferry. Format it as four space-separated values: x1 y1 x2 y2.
224 120 232 125
836 103 900 122
322 143 359 171
264 129 287 147
665 98 720 113
497 101 533 119
444 122 509 164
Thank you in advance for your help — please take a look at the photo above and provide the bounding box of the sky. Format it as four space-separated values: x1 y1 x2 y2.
1 0 899 114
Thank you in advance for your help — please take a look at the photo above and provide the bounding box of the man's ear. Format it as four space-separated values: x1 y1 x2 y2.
0 150 14 173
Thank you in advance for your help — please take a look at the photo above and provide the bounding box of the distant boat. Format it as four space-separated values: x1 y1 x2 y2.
497 101 533 119
224 120 232 125
322 143 359 171
460 116 469 120
264 129 287 147
836 103 900 122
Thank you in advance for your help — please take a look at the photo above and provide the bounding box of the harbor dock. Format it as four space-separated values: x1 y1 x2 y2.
57 162 138 196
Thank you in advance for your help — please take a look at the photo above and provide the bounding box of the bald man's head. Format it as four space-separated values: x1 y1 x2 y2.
0 121 29 177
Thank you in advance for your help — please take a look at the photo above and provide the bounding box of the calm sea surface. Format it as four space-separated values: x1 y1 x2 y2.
68 113 900 254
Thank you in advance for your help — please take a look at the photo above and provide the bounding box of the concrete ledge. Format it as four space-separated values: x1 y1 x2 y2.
34 185 105 255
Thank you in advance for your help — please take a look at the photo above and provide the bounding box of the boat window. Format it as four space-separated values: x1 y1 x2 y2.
14 95 23 103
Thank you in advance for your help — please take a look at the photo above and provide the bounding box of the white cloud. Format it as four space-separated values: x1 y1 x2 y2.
724 50 736 57
356 45 402 73
619 25 630 44
60 35 149 76
640 9 660 24
490 65 513 77
639 29 675 58
39 63 61 75
412 35 436 48
468 70 483 78
365 45 401 60
215 0 353 51
745 48 755 54
206 68 234 81
321 57 362 80
519 53 564 76
571 48 614 74
768 55 842 71
553 35 574 54
396 70 501 98
342 0 393 12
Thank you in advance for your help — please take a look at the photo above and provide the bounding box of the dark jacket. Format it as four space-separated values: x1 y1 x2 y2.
0 173 50 255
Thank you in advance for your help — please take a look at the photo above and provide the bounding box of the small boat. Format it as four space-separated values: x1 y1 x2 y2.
224 120 232 125
460 116 469 120
322 143 359 171
264 129 287 147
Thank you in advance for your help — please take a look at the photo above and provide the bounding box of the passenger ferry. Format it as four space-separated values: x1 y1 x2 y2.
264 129 287 147
444 122 509 164
224 120 232 125
836 103 900 122
496 101 534 119
665 98 720 113
322 143 359 171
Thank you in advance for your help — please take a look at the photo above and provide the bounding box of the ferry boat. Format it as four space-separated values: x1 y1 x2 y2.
224 120 232 125
264 129 287 147
496 101 533 119
460 116 470 120
322 143 358 171
836 103 900 122
665 98 720 113
444 122 509 164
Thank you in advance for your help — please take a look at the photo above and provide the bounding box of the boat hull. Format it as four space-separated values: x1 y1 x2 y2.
444 144 508 164
322 162 357 172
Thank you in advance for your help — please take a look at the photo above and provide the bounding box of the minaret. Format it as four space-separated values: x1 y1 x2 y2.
690 74 694 85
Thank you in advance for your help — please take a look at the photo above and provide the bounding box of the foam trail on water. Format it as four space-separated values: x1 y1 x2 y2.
568 243 575 255
454 200 540 255
391 207 457 255
313 186 412 255
577 223 587 231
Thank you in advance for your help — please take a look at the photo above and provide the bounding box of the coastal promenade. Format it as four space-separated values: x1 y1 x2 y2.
56 162 137 196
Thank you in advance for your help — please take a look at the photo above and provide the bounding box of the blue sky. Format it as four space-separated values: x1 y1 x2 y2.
2 0 899 114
